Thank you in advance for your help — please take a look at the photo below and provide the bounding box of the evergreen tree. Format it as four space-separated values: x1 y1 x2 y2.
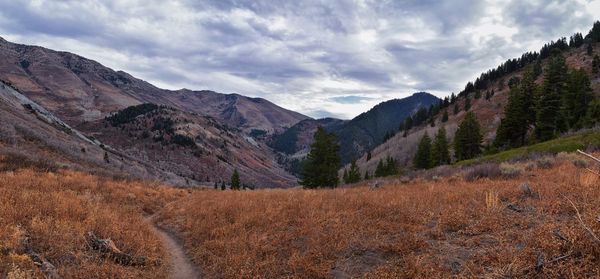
563 69 593 129
494 70 537 148
535 50 568 141
364 171 370 180
441 110 449 122
583 99 600 127
587 43 594 56
374 159 385 177
366 151 372 161
413 133 432 169
454 112 482 161
450 92 457 103
464 97 471 111
347 160 361 183
231 169 240 190
221 181 226 191
430 127 450 167
474 90 482 99
300 127 341 188
214 181 218 190
342 168 349 184
453 103 459 115
384 156 398 175
103 152 110 163
593 55 600 74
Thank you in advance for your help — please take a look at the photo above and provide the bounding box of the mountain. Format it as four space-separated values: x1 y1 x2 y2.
271 92 440 165
0 36 308 133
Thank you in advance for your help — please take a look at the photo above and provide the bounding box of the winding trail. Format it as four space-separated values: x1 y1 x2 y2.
145 216 202 279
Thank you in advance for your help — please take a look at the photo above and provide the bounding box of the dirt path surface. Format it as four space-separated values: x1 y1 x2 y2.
146 216 202 279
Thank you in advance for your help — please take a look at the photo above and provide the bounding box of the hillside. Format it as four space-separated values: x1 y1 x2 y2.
272 92 439 166
79 104 296 188
350 41 600 176
0 36 308 133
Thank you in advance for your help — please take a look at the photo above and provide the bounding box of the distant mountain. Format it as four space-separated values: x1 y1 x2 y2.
271 92 440 165
0 37 308 133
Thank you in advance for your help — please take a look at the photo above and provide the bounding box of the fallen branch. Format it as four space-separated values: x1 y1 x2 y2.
86 232 146 266
577 149 600 165
565 197 600 245
584 167 600 176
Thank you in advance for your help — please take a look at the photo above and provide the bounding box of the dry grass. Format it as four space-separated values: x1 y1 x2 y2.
159 157 600 278
0 169 185 278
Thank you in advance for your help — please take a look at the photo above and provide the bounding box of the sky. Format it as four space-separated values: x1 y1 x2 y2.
0 1 599 119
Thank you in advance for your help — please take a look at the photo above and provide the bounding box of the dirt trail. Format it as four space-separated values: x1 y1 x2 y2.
145 216 202 279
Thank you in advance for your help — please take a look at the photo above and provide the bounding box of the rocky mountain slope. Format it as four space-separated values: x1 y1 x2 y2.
0 36 308 133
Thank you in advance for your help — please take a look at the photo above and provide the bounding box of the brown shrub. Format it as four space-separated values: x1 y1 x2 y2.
463 163 502 181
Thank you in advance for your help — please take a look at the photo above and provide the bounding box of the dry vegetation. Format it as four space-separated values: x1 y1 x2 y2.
0 169 185 278
159 154 600 278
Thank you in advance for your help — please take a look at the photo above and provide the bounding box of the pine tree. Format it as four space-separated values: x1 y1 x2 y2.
454 112 482 161
587 43 594 56
562 69 593 129
231 169 240 190
221 181 226 191
430 127 450 167
583 100 600 127
450 92 457 103
374 159 385 177
347 160 361 183
474 90 482 99
384 156 398 175
441 110 449 122
494 70 537 148
342 168 349 184
535 50 568 141
364 171 370 180
593 55 600 74
464 97 471 111
413 133 432 169
366 151 372 161
214 181 218 190
103 152 110 163
453 103 459 115
300 127 341 188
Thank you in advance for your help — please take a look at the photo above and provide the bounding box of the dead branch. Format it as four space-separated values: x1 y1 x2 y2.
584 167 600 176
565 197 600 245
86 232 146 266
577 149 600 165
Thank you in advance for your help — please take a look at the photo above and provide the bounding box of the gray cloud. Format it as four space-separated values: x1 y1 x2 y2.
0 0 598 119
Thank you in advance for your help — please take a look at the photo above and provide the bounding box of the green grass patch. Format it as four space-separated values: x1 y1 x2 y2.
456 131 600 166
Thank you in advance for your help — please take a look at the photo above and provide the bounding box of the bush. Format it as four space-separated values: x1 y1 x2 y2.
536 156 556 169
0 152 59 172
463 163 502 181
500 163 523 178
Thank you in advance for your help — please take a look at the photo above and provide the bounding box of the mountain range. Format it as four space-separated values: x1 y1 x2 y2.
0 36 433 187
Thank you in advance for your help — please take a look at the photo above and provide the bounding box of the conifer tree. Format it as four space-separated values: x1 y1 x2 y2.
221 181 226 190
374 159 385 177
430 127 450 167
347 160 361 183
587 43 594 56
454 112 482 161
366 151 372 161
300 127 341 188
231 169 240 190
413 133 432 169
562 69 593 129
593 55 600 74
474 90 482 99
441 110 449 122
342 168 349 184
494 70 537 148
364 171 370 180
464 97 471 111
453 103 459 115
535 50 568 141
583 100 600 127
384 156 398 175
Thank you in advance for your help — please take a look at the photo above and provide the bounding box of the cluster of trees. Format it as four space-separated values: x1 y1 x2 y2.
413 113 482 169
105 103 159 126
495 50 596 148
374 156 398 177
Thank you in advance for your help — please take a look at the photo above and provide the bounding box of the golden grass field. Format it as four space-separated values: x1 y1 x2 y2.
2 154 600 278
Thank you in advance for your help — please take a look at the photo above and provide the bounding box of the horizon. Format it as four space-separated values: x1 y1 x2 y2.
0 1 599 119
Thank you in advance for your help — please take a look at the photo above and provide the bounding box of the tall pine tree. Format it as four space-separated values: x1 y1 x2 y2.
231 169 240 190
346 159 361 183
300 127 341 188
454 112 482 161
430 127 450 167
413 133 432 169
535 50 567 141
562 69 593 130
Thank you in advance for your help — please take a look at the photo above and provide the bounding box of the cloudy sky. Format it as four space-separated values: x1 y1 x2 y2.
0 0 599 119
